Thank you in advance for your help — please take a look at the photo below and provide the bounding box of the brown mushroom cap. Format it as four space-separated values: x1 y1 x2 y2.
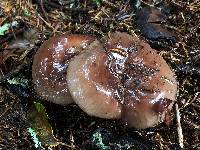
32 34 95 105
67 32 177 128
67 40 122 118
105 32 177 129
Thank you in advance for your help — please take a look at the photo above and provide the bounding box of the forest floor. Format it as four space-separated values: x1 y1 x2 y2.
0 0 199 149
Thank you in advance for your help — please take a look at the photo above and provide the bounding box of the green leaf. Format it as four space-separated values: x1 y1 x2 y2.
33 101 48 117
27 101 59 147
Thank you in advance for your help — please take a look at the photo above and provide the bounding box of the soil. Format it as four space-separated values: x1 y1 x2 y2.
0 0 199 149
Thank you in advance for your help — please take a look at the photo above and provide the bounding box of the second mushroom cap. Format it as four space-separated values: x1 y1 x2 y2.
67 32 177 129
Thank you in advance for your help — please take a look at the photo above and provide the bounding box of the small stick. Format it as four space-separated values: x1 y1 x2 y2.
183 92 200 108
102 0 119 9
37 14 53 30
38 0 50 22
175 103 184 148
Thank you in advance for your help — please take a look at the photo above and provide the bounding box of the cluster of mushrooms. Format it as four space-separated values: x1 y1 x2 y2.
32 32 177 129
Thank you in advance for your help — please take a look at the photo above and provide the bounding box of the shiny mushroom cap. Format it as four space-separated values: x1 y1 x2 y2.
106 32 177 129
67 40 122 119
67 32 177 129
32 34 95 105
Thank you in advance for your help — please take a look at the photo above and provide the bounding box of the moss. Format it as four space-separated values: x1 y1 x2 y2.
92 130 109 150
7 77 28 88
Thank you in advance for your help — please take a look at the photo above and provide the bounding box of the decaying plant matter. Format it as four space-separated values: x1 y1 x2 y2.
0 0 199 149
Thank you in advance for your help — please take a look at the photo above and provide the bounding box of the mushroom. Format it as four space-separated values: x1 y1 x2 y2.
32 32 177 129
32 34 95 105
67 32 177 129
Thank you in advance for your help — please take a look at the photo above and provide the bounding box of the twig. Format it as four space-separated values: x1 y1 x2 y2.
47 1 88 12
37 14 54 30
175 103 184 148
183 92 200 108
102 0 119 9
176 64 200 76
37 0 49 22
